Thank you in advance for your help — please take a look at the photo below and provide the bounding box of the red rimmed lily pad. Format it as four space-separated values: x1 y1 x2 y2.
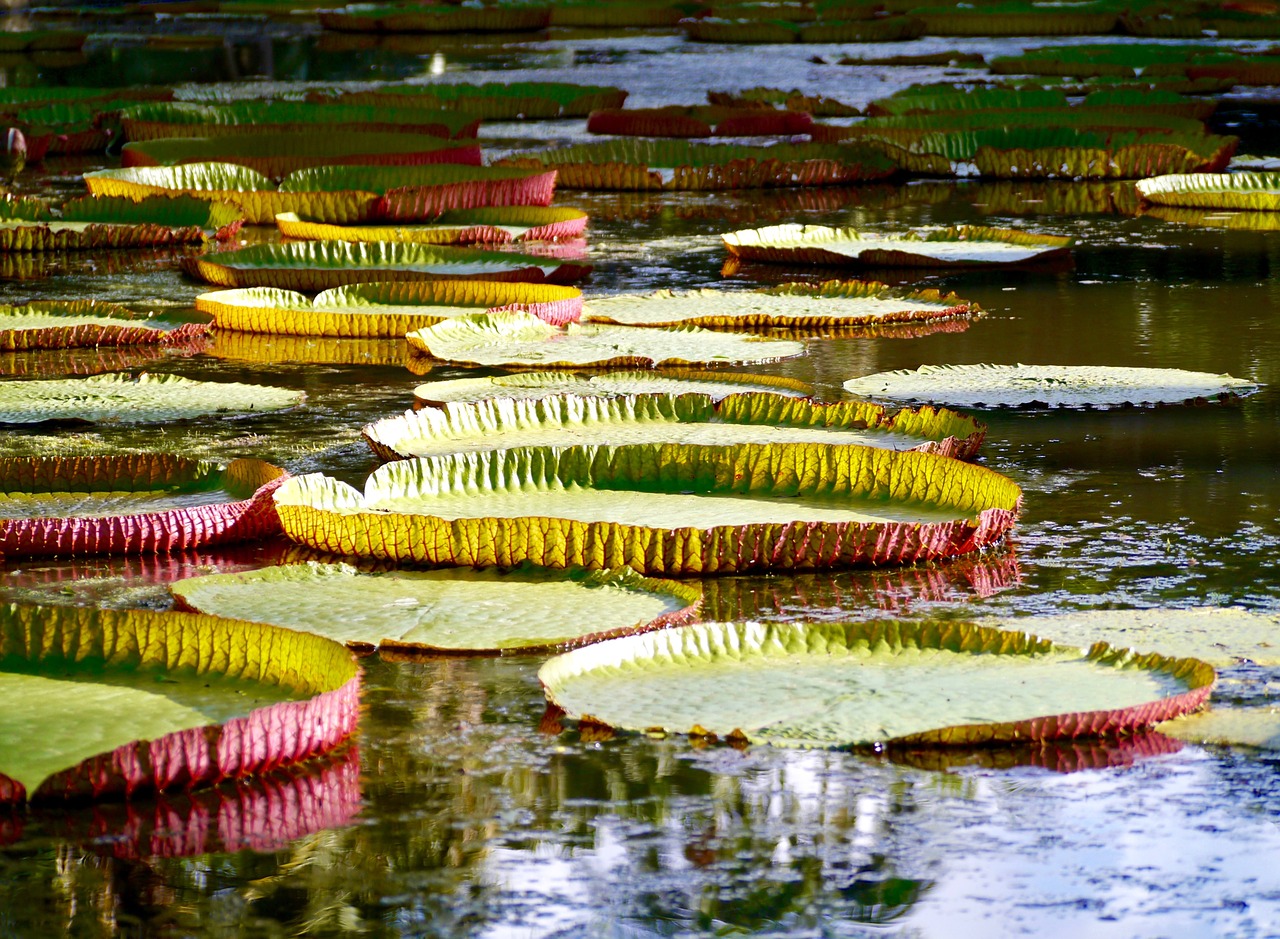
0 195 243 251
587 106 814 138
538 620 1215 749
0 603 359 803
274 206 587 245
0 300 207 350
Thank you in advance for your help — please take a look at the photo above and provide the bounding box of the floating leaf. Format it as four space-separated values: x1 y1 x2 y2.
0 603 359 802
121 132 484 177
842 363 1260 408
498 139 896 190
362 391 986 462
412 369 815 406
184 242 590 291
274 206 588 245
0 373 305 424
723 224 1073 267
311 81 627 119
1159 708 1280 751
911 4 1119 36
538 620 1213 748
0 195 243 251
0 300 206 350
707 87 860 116
1135 172 1280 211
587 106 814 138
404 311 804 368
172 561 699 654
582 281 980 331
795 16 926 42
986 609 1280 667
318 4 551 33
194 280 582 337
0 455 286 558
272 442 1022 574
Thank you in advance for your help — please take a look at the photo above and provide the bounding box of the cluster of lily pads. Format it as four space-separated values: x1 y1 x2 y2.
1 29 1274 813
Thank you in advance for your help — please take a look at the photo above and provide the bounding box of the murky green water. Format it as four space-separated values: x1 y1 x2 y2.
2 25 1280 939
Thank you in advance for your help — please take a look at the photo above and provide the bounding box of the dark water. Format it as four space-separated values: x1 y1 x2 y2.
2 25 1280 939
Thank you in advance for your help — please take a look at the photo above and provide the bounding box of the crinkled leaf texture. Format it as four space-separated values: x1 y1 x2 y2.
274 206 588 245
0 300 207 350
172 561 700 655
843 363 1261 408
0 454 287 558
194 281 582 338
1136 172 1280 210
184 241 590 291
538 619 1214 749
272 441 1022 575
0 372 305 424
582 281 980 330
120 100 482 141
405 311 804 368
361 391 986 463
412 369 815 406
0 603 359 802
311 81 627 119
0 195 244 251
723 224 1074 267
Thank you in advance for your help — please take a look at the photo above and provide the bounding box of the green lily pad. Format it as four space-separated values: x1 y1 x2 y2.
0 373 305 424
0 300 206 350
362 391 986 462
311 81 628 119
0 603 359 802
171 561 700 654
412 369 816 406
0 195 243 251
723 224 1073 267
272 441 1022 574
1135 172 1280 211
987 609 1280 667
405 312 804 368
1158 708 1280 751
185 241 590 291
274 206 588 245
120 100 482 141
194 281 582 338
538 620 1214 748
842 363 1261 408
582 282 980 331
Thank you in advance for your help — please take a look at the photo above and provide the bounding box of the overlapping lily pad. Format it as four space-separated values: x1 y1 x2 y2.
184 242 591 291
121 133 484 177
121 101 482 142
722 224 1073 268
404 312 803 368
274 206 588 245
362 392 986 462
0 373 305 424
0 455 287 558
171 561 700 654
1135 172 1280 211
271 442 1023 574
498 140 896 190
84 163 559 225
842 363 1261 408
0 194 244 252
537 620 1214 749
707 87 860 116
0 300 206 350
412 369 816 406
587 106 814 138
0 603 359 802
195 280 583 337
581 281 980 331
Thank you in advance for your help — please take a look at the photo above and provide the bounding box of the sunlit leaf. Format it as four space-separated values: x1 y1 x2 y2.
412 369 815 406
723 224 1073 267
274 206 588 245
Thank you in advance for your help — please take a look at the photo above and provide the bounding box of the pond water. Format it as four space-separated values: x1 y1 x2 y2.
2 25 1280 939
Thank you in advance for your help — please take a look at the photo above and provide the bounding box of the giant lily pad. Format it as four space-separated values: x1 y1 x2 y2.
1135 172 1280 211
842 363 1260 408
582 281 980 331
121 132 484 177
318 3 551 33
986 609 1280 668
586 106 814 138
912 4 1119 36
184 242 590 291
310 81 627 119
0 195 244 251
120 101 482 142
498 140 896 190
0 300 206 350
274 206 588 245
0 373 305 424
195 280 582 337
413 369 816 406
83 163 558 225
171 561 700 654
272 442 1023 574
0 603 359 802
537 620 1214 749
362 392 986 462
723 224 1073 267
404 312 804 368
1159 708 1280 751
0 455 287 558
